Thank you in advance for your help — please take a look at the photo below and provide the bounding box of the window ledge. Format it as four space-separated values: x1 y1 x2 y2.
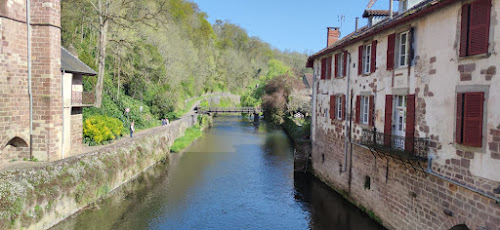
458 53 489 61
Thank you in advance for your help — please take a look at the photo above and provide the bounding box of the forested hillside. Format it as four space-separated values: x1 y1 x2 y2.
61 0 308 123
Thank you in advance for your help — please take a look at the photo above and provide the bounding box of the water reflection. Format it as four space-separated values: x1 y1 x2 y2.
52 116 385 230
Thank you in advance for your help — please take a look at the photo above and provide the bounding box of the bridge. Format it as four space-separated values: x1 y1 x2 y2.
196 107 263 122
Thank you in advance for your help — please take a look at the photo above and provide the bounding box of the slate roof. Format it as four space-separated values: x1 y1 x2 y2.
362 9 392 17
61 47 97 76
306 0 454 67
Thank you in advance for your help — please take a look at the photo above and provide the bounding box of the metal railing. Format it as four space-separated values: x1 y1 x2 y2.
359 129 429 161
197 107 262 114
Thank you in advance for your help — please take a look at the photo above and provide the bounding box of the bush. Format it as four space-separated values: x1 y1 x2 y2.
83 116 124 146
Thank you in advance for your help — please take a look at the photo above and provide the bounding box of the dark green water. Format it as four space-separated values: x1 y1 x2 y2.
52 116 386 230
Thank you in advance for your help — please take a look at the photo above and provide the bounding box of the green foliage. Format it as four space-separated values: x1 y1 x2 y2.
198 115 213 128
83 116 124 146
170 126 202 153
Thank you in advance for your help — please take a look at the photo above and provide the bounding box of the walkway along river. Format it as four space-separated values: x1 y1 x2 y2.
52 116 386 230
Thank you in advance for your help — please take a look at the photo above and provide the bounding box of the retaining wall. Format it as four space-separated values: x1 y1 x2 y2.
0 114 198 230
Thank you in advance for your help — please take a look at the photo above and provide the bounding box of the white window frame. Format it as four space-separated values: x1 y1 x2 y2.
398 31 409 67
363 44 371 74
337 52 344 77
361 96 369 124
336 96 342 120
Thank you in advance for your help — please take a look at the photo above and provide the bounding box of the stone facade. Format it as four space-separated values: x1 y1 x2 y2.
0 0 90 165
309 0 500 229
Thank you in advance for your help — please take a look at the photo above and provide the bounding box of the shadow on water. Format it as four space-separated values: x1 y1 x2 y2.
52 116 386 230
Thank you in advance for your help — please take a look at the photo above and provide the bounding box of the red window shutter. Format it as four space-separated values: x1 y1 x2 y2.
460 4 470 57
332 95 336 119
334 54 339 78
468 0 491 56
405 95 416 153
369 95 374 127
356 95 361 124
387 34 396 70
342 95 346 120
321 58 326 79
384 95 393 147
358 46 363 75
463 92 484 147
456 93 464 143
326 56 332 80
343 51 348 77
330 95 335 119
371 40 377 73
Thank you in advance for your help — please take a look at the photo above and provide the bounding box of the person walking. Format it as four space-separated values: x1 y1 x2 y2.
130 120 135 138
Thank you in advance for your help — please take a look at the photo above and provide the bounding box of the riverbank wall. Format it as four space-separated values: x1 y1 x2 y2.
311 128 500 230
281 116 311 173
0 114 198 230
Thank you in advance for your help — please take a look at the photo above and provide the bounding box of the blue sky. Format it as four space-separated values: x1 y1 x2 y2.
191 0 394 54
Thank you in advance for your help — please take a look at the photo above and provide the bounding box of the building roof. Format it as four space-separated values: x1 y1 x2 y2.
306 0 455 67
303 73 313 88
61 47 97 76
362 9 392 17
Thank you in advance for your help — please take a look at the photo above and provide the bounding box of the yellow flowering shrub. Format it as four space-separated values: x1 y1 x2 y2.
83 116 124 145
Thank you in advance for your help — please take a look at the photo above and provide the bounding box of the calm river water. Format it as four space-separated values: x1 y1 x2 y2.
52 116 386 230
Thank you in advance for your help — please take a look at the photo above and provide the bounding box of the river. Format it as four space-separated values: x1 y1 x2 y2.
52 116 386 230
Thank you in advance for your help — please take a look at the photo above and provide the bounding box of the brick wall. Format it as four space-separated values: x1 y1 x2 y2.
0 3 30 163
0 0 63 163
312 126 500 230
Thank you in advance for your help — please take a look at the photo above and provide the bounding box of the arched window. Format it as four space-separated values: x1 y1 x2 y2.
6 137 28 148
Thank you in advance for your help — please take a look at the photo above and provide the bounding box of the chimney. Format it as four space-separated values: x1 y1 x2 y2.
355 17 359 33
327 27 340 47
389 0 394 19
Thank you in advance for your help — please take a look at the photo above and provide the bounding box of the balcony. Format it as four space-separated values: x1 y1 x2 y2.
359 129 429 161
71 91 95 107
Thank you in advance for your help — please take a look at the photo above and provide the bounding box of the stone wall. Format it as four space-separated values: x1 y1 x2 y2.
0 0 63 163
0 114 198 230
69 113 82 156
312 127 500 230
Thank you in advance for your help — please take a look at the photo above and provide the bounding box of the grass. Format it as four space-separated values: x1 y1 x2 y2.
170 125 203 152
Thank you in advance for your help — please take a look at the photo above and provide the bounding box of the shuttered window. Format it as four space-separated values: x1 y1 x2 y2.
370 40 377 73
358 46 363 75
356 95 361 124
387 34 396 70
369 95 374 127
334 54 339 78
330 95 336 120
363 44 372 74
343 51 348 77
405 95 415 153
326 56 332 80
384 95 393 147
456 92 484 147
460 0 491 57
321 58 327 79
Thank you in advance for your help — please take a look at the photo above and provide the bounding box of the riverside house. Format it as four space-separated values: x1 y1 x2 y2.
0 0 95 166
307 0 500 229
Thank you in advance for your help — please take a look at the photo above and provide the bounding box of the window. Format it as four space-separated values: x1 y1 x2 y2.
460 0 491 57
321 58 326 79
336 96 343 120
384 94 415 152
361 96 369 124
456 92 484 147
337 52 344 78
400 0 408 12
363 45 371 74
398 31 409 67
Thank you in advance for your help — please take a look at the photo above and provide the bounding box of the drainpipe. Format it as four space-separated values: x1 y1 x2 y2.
61 70 65 159
426 155 500 203
27 0 33 159
311 64 317 142
342 53 351 172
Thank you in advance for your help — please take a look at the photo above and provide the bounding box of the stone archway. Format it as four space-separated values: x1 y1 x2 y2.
449 224 470 230
1 137 29 165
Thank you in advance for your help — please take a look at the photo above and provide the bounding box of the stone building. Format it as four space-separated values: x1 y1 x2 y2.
307 0 500 229
0 1 94 165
